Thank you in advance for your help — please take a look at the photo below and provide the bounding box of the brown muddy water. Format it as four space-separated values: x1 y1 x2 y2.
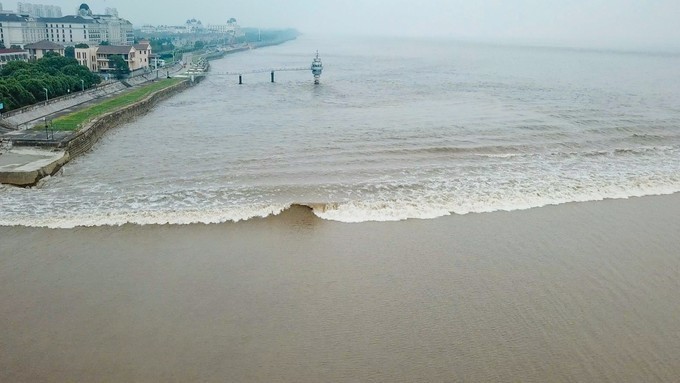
2 194 680 382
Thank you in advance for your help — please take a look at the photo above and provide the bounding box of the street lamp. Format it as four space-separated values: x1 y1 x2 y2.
81 79 85 92
43 88 48 105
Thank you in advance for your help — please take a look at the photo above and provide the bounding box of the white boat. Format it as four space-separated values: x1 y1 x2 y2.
311 51 323 84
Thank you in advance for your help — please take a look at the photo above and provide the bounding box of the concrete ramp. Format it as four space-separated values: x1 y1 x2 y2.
0 148 69 186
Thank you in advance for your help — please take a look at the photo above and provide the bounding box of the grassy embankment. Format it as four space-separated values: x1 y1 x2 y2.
50 78 182 131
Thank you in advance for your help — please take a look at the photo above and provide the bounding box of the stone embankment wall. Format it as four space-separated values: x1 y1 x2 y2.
62 80 191 159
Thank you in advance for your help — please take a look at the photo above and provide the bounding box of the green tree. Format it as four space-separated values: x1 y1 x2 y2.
43 51 61 58
2 79 36 105
109 55 130 79
65 46 75 58
75 43 89 48
194 40 205 50
0 60 31 77
100 40 110 46
0 52 100 110
37 55 79 75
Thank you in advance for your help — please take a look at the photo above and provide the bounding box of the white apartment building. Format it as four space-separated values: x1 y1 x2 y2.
0 3 132 48
205 24 242 36
96 14 134 45
42 15 100 45
0 13 46 47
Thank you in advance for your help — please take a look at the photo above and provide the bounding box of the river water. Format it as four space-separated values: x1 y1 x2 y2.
1 36 680 226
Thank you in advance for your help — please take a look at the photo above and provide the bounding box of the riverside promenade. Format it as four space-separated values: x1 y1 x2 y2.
1 60 187 131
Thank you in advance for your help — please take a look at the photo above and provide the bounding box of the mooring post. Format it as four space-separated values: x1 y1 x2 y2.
271 71 275 83
239 75 242 85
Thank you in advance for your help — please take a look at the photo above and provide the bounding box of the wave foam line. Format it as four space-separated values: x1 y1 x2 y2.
0 204 291 229
2 185 680 228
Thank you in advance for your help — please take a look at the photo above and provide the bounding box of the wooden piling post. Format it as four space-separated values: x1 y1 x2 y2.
271 71 275 83
239 75 242 85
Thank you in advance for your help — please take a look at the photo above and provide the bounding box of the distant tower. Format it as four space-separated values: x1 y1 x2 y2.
78 3 92 17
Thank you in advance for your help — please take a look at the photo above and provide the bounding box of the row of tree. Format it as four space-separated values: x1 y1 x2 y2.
0 52 101 111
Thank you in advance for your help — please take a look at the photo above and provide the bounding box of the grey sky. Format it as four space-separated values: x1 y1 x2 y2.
17 1 680 49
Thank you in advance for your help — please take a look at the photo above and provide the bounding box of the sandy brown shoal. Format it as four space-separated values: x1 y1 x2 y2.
1 194 680 382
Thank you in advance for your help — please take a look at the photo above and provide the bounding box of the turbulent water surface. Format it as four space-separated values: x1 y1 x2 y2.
2 36 680 226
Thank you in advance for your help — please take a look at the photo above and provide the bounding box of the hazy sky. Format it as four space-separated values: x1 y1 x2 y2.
12 0 680 49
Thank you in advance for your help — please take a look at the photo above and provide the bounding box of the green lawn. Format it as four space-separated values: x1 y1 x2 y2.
50 78 183 131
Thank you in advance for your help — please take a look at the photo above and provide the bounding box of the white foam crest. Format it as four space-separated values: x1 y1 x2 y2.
0 204 291 229
313 200 452 223
312 182 680 223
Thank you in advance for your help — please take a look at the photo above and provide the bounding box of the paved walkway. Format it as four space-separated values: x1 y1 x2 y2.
4 82 128 129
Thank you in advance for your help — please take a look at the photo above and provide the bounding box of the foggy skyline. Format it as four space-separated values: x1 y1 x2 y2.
7 0 680 49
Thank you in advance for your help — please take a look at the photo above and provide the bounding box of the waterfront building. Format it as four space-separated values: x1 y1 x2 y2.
74 44 97 70
185 18 203 34
206 18 243 39
0 3 132 48
95 13 134 45
75 43 150 73
24 39 64 60
0 47 29 66
95 45 135 73
0 13 47 47
41 15 99 45
133 39 151 69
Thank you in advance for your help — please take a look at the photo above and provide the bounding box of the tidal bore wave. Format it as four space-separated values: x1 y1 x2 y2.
2 187 680 229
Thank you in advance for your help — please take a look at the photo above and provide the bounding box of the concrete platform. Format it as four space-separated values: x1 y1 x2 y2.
0 148 69 186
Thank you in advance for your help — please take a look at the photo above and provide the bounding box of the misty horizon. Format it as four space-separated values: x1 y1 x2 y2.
3 1 680 51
